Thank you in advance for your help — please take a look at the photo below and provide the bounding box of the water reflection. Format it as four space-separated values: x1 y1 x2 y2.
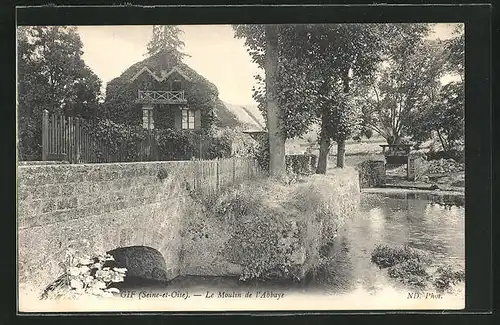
313 193 465 293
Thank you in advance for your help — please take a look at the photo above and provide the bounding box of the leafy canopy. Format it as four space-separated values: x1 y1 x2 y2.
357 25 449 144
17 26 102 160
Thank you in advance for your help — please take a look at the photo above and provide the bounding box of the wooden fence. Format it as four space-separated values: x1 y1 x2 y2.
187 158 263 195
41 110 158 163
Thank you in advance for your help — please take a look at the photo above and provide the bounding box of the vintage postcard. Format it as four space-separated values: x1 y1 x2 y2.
17 21 466 312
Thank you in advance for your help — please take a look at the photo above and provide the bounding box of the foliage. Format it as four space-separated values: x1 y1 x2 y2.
103 50 220 130
216 127 259 158
84 117 150 161
192 172 358 282
433 265 465 291
371 244 465 291
17 26 102 160
155 128 232 160
202 133 233 160
156 128 199 160
404 26 464 149
233 24 317 140
387 259 431 288
371 244 431 269
410 81 464 151
288 174 354 246
425 149 464 163
234 24 416 170
443 24 465 80
206 180 302 281
146 25 187 62
41 249 127 299
319 90 361 144
285 155 316 175
253 135 270 172
358 35 447 145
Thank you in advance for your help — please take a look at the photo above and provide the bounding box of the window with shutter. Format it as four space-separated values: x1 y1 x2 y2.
143 109 154 129
181 109 195 130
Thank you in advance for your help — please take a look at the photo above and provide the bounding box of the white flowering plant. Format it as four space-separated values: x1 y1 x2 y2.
41 249 127 300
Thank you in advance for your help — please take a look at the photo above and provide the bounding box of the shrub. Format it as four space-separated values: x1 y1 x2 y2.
202 180 302 281
371 244 465 291
203 135 232 160
289 175 345 245
156 128 198 160
41 249 127 300
433 265 465 291
371 244 431 269
387 259 431 288
189 172 358 282
84 117 149 161
426 149 465 163
254 136 270 172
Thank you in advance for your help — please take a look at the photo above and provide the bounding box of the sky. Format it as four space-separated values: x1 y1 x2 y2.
77 23 460 107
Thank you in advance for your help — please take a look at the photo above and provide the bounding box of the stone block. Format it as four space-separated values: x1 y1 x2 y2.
41 198 57 214
46 184 60 198
56 196 78 210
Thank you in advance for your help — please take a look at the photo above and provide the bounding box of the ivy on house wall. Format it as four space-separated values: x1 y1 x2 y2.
103 51 233 131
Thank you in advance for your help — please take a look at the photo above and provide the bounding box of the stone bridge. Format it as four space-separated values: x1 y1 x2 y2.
17 161 205 293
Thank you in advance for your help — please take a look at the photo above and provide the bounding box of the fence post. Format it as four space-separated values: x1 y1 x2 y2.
75 117 80 163
232 157 236 184
216 159 220 191
41 109 49 161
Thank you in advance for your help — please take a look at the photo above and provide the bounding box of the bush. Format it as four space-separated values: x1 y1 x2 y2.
188 172 359 282
204 180 302 281
371 244 464 291
371 244 431 269
86 117 149 161
426 149 464 163
387 259 431 288
433 265 465 291
254 136 270 172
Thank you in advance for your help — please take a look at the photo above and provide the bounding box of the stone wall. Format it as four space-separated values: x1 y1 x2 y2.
17 161 205 293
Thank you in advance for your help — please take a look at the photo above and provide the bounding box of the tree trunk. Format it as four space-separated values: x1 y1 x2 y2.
335 67 349 168
436 130 449 152
336 139 346 168
265 24 286 179
316 136 330 174
316 116 331 174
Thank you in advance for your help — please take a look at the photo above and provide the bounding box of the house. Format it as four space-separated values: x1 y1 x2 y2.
104 49 241 132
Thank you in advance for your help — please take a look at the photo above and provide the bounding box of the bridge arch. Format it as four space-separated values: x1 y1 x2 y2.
107 245 169 283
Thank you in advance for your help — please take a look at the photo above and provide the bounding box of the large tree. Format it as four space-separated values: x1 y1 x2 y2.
264 25 286 178
234 25 317 177
409 25 465 151
303 24 386 172
17 26 102 160
358 26 445 145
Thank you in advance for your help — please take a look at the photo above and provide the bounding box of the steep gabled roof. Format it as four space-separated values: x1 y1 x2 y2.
130 66 161 82
108 50 216 95
130 65 191 83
